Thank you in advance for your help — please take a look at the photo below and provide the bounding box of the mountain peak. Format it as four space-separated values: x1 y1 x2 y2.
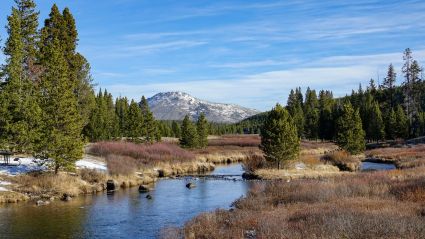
147 92 260 123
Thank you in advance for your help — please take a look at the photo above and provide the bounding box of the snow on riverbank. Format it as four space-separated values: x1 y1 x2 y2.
0 156 106 176
76 158 107 171
0 181 11 192
0 158 46 176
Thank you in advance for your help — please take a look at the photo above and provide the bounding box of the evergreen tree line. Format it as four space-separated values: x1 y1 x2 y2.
84 92 162 143
239 49 425 143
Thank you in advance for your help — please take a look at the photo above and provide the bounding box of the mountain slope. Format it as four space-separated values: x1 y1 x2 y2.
147 92 261 123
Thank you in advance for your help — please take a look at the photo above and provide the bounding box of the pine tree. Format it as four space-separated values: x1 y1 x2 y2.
40 5 94 129
287 89 304 138
140 96 158 143
14 0 39 80
260 103 300 169
127 99 143 141
0 8 41 152
115 97 129 137
387 108 397 140
395 105 409 139
318 90 334 140
171 121 181 138
336 102 365 154
304 88 319 140
367 101 385 142
179 115 198 148
196 113 209 148
382 64 397 108
36 37 84 173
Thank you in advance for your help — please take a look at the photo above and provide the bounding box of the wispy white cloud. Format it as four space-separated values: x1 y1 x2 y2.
102 50 425 111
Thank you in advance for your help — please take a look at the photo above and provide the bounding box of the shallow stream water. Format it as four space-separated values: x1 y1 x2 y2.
0 164 251 239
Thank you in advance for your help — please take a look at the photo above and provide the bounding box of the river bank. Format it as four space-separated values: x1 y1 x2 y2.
0 163 251 239
177 144 425 239
0 139 254 205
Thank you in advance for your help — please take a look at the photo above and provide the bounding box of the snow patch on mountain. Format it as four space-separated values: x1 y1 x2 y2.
147 92 260 123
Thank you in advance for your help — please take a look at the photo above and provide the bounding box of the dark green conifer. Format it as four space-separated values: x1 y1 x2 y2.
179 115 198 148
196 113 209 148
336 102 365 154
260 104 299 169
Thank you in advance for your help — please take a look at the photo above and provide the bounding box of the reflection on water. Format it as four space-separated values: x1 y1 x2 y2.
0 164 251 239
361 161 396 171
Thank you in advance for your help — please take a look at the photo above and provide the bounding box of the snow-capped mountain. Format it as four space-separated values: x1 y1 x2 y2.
147 92 261 123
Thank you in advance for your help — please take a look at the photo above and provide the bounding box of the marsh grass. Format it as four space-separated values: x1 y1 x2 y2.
181 168 425 239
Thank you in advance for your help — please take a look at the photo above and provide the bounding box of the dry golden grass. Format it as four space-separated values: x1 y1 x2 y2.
10 171 100 197
0 191 29 203
254 165 342 180
179 167 425 239
321 150 361 171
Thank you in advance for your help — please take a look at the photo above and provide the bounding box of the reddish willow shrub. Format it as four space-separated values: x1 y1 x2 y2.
208 135 260 147
89 141 195 166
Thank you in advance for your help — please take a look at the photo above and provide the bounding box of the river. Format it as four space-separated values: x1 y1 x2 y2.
0 164 251 239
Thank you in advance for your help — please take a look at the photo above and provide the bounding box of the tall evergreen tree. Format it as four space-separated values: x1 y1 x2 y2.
336 102 365 154
171 121 181 138
386 108 397 140
367 101 385 142
40 5 95 129
260 103 300 169
14 0 39 80
36 37 83 173
395 105 409 139
382 64 397 108
179 115 198 148
0 8 41 152
287 88 304 138
115 97 129 137
318 90 334 140
196 113 209 148
127 99 142 141
304 88 319 140
140 96 158 143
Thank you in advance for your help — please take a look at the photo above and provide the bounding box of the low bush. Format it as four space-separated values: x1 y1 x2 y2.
243 153 266 172
89 141 196 166
105 155 137 176
321 150 361 171
208 135 260 147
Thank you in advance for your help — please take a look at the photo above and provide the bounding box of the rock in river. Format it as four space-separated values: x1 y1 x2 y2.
186 182 196 189
138 185 150 193
106 179 118 191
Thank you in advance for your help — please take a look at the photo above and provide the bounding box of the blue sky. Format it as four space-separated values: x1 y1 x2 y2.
1 0 425 111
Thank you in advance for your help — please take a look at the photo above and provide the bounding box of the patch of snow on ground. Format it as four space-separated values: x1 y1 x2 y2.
76 158 107 171
0 156 106 175
0 158 46 176
0 181 11 192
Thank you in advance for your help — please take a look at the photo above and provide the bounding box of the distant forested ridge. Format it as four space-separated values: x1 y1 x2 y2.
230 49 425 142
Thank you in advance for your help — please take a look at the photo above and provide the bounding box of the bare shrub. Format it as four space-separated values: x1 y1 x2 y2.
89 141 196 166
321 150 360 171
208 135 260 147
79 168 107 183
105 155 137 176
243 153 266 172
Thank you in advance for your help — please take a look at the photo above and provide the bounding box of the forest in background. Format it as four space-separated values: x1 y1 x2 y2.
1 1 424 172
